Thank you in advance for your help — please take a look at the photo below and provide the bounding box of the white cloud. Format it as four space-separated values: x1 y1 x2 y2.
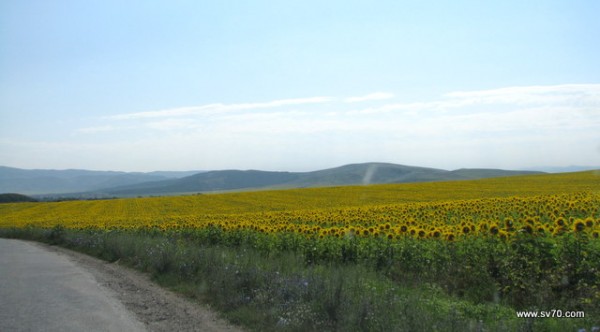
344 92 394 103
348 84 600 115
110 105 221 120
98 85 600 142
75 125 116 134
109 96 334 120
51 84 600 171
443 84 600 105
143 118 201 131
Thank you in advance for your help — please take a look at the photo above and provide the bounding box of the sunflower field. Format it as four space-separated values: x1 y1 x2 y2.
1 171 599 331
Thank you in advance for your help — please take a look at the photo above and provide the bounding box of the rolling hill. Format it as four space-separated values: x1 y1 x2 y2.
1 163 547 198
0 166 200 195
94 163 544 196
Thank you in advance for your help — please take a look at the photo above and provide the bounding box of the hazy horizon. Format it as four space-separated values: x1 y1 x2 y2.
2 1 599 172
1 162 599 175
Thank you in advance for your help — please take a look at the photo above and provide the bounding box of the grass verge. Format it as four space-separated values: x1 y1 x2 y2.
1 226 598 331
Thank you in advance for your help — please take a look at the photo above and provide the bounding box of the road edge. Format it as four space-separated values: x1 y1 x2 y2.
27 241 244 332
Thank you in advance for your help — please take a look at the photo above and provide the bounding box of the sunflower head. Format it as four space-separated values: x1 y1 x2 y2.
584 217 594 228
520 225 534 235
573 220 586 233
524 217 535 225
490 225 499 235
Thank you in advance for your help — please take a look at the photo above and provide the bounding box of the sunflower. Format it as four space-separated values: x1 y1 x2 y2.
524 216 535 225
555 217 567 227
489 224 499 235
584 217 594 228
572 219 586 233
520 224 534 235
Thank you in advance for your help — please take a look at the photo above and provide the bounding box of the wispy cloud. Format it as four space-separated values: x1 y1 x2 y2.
60 84 600 171
84 84 600 133
143 119 202 131
443 84 600 105
75 125 117 134
349 84 600 115
109 96 334 120
344 92 394 103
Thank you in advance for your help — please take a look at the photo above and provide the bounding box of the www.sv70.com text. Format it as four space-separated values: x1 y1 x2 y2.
516 310 585 318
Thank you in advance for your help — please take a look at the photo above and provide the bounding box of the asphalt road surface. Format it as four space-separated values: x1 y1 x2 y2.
0 238 147 332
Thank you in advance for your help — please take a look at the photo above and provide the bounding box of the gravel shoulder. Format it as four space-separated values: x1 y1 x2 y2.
29 241 244 332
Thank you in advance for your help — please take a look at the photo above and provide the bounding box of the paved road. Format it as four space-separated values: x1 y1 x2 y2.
0 239 147 332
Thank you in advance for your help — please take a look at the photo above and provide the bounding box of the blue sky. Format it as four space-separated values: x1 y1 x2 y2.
1 0 599 171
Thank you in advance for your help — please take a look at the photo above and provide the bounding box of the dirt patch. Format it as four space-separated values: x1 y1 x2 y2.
32 242 244 332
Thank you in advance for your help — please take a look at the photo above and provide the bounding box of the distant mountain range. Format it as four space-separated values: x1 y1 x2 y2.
0 166 200 196
0 163 547 198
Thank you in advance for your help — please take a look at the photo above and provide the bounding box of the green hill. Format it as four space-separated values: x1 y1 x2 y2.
0 193 38 203
96 162 544 196
0 166 200 195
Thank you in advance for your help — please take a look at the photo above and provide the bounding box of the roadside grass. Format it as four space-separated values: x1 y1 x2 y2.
2 226 598 331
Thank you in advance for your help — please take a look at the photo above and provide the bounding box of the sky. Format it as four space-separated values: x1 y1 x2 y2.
1 0 599 172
